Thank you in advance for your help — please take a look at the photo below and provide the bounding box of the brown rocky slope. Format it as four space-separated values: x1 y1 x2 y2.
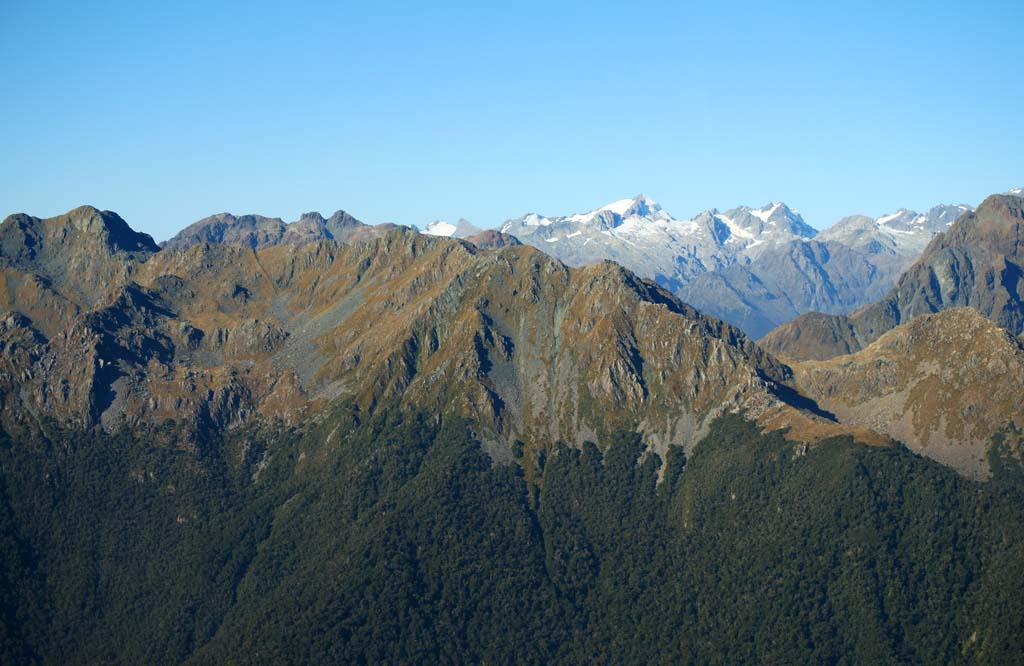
789 308 1024 479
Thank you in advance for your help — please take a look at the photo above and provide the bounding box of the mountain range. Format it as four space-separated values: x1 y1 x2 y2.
2 192 1024 663
0 205 862 464
500 196 817 290
6 195 1015 479
154 192 987 339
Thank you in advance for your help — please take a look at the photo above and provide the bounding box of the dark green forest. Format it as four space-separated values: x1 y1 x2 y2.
1 407 1023 665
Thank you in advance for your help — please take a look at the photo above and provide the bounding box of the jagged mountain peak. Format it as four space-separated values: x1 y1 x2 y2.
0 205 160 318
298 211 325 224
553 194 672 227
325 209 362 227
162 211 288 250
719 201 816 240
599 194 664 217
161 207 396 251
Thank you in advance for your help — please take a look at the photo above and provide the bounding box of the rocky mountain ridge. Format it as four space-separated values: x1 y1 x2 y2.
4 200 1021 479
0 206 868 466
152 193 976 339
161 209 405 250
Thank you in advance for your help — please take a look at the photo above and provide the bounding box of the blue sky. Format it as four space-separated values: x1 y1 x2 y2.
2 1 1022 240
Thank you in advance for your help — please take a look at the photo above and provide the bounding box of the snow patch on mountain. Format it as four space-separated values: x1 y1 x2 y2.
422 218 483 238
423 220 457 237
877 210 908 226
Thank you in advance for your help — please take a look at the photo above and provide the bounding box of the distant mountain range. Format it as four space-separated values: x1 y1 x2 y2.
679 204 972 337
500 196 817 292
495 195 971 337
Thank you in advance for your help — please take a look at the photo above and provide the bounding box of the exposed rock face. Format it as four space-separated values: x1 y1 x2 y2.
162 209 401 250
0 205 861 457
761 194 1024 360
790 308 1024 479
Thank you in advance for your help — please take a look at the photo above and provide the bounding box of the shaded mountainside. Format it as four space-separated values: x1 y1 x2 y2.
761 194 1024 360
678 238 909 339
0 206 860 464
790 308 1024 479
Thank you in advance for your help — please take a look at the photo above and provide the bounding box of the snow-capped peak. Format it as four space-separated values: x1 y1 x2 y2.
721 201 815 239
423 220 457 237
1009 186 1024 196
750 202 783 223
560 194 669 226
618 194 668 221
876 209 910 226
598 197 640 216
422 218 483 238
595 194 661 216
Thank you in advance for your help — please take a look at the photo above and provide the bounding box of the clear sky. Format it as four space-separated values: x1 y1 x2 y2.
2 1 1022 240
